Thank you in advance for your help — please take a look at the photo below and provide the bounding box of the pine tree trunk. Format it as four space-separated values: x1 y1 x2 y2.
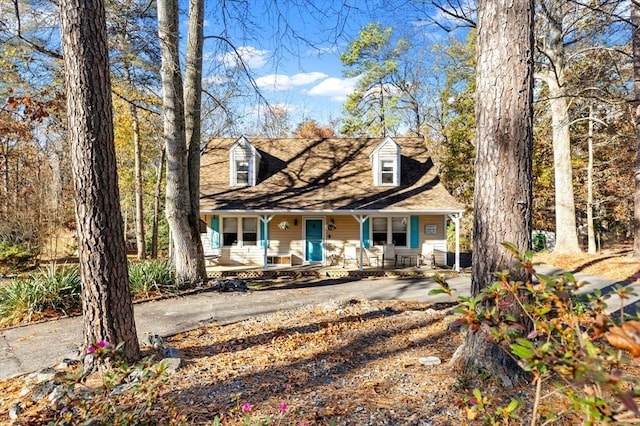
587 104 596 254
59 0 140 363
465 0 534 387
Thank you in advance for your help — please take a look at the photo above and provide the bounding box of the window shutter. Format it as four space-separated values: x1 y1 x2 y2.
259 220 269 248
363 218 370 248
210 216 220 248
410 216 419 248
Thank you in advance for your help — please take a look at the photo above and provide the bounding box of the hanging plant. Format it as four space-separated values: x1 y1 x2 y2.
278 220 290 230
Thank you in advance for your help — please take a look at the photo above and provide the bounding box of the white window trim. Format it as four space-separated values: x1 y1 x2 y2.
379 158 397 186
370 216 409 248
222 216 260 247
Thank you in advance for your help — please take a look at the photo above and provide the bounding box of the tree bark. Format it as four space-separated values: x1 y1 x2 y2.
59 0 140 362
151 147 165 259
633 0 640 258
587 104 596 254
157 0 204 285
464 0 534 387
537 2 581 254
184 0 207 280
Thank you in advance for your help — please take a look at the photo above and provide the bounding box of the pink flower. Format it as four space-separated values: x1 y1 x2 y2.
279 403 288 412
97 340 110 348
241 403 253 413
87 346 95 353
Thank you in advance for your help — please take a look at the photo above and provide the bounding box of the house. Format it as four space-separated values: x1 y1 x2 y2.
199 136 465 271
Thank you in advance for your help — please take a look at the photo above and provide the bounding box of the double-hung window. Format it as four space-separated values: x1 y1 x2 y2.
380 159 395 185
222 217 258 247
371 216 408 247
236 160 249 185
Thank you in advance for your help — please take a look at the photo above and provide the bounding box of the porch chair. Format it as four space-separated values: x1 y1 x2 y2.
382 244 396 269
342 244 358 268
418 242 436 268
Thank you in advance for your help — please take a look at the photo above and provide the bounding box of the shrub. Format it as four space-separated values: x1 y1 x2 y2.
433 242 640 425
0 240 37 271
128 260 177 298
0 264 81 325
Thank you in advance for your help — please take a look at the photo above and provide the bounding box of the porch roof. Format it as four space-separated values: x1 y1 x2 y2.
200 137 465 213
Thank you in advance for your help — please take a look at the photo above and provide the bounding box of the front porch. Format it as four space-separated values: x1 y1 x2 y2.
205 255 468 281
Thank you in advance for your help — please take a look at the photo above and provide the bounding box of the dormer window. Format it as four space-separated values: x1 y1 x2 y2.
236 160 249 185
229 136 261 187
380 159 395 185
370 137 401 186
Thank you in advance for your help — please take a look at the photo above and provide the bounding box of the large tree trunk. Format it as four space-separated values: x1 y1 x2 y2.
157 0 204 285
587 104 596 254
59 0 140 362
633 0 640 258
463 0 534 388
537 2 581 254
184 0 207 280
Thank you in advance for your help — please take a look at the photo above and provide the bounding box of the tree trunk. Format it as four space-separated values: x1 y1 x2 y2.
587 104 596 254
184 0 207 280
464 0 534 387
157 0 203 285
633 0 640 258
151 147 165 259
123 64 147 260
59 0 140 363
538 2 581 254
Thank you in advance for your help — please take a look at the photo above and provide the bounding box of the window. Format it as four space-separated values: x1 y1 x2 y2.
391 217 408 246
371 216 408 247
372 217 388 246
223 218 238 246
236 160 249 185
380 159 395 184
242 218 257 246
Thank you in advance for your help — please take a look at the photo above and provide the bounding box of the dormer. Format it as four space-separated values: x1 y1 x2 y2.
229 136 261 186
369 137 401 186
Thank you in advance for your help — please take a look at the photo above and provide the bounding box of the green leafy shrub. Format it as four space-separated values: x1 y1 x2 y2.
128 260 177 298
0 240 37 271
433 242 640 425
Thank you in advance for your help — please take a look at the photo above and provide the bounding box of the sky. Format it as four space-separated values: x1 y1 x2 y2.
190 0 472 131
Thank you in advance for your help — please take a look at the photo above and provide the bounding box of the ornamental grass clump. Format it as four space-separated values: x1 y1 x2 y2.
0 263 81 325
128 260 177 298
433 242 640 425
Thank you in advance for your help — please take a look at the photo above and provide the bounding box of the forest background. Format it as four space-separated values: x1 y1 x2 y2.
0 0 634 265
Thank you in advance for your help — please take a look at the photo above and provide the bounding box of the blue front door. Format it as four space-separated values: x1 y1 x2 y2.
305 219 323 263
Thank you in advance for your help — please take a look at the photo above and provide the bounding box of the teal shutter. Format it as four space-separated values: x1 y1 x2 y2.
362 218 370 248
259 220 268 248
410 216 419 248
210 216 220 248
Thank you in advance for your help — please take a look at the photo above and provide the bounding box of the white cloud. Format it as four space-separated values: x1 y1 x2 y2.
305 77 359 102
255 72 328 91
218 46 269 70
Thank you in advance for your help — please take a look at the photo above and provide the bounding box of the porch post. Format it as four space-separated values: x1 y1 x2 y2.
260 215 274 271
448 213 462 272
352 214 369 271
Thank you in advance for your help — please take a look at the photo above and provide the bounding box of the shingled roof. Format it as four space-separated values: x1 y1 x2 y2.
200 137 464 213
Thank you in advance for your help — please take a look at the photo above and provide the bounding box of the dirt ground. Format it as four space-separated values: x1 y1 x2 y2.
1 246 640 425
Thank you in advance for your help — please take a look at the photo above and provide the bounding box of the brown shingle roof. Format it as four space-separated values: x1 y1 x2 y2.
200 137 464 213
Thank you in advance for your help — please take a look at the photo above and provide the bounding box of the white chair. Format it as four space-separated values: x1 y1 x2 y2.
364 247 381 267
418 242 436 268
342 244 358 268
382 244 396 269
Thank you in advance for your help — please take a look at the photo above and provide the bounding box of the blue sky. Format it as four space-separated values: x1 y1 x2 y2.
193 1 472 130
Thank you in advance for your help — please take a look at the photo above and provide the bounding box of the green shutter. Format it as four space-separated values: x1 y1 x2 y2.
410 216 419 248
210 216 220 248
363 218 370 248
259 220 268 248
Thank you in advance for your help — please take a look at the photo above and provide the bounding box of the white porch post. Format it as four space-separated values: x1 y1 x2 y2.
352 214 369 271
260 215 274 271
448 213 462 272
